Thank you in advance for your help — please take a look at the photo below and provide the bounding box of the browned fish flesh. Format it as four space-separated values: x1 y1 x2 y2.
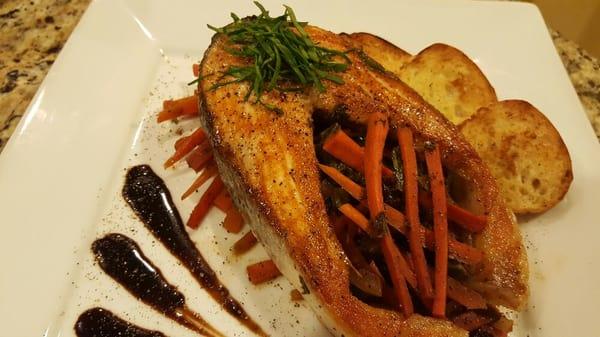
198 26 528 337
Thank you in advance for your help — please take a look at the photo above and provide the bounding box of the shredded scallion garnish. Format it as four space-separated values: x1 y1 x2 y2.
204 2 350 112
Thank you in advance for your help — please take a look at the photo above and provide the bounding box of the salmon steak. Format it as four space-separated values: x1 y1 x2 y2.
197 18 528 337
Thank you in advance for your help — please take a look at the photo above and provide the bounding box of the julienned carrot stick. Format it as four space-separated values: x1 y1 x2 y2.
157 95 199 123
364 112 389 221
323 127 366 174
247 260 282 285
381 232 414 316
187 176 224 229
398 127 433 299
222 208 244 233
323 127 394 178
174 134 191 151
181 162 218 200
338 204 370 233
213 189 234 212
446 277 487 310
432 234 483 265
319 164 482 265
164 128 207 168
418 193 486 233
322 129 484 231
425 144 449 318
185 145 213 172
318 164 364 200
233 231 258 255
193 63 200 77
384 206 407 232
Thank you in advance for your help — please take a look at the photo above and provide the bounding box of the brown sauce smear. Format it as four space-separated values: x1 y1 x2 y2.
75 307 167 337
91 234 218 336
122 165 267 336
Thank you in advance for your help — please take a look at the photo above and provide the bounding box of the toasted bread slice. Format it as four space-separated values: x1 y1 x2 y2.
459 100 573 214
345 32 412 74
398 43 497 124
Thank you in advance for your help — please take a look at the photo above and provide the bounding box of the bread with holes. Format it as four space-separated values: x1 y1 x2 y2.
397 43 497 125
459 100 573 214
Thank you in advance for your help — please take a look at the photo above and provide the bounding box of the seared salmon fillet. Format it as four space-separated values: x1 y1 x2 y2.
198 26 528 337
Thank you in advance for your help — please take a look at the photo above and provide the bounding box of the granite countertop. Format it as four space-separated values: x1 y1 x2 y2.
1 0 599 153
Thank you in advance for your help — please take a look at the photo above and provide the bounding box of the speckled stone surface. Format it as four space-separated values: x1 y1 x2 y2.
0 0 91 152
0 0 599 153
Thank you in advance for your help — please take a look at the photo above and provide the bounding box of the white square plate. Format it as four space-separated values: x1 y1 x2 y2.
1 0 599 336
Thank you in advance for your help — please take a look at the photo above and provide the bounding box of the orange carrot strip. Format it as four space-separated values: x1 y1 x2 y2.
247 260 281 285
187 176 224 229
338 203 370 233
381 232 414 316
174 134 190 151
447 277 487 310
419 193 486 233
157 95 199 123
193 63 200 77
185 145 213 172
398 127 433 299
323 127 394 177
425 144 449 318
322 130 484 230
157 107 184 123
318 164 364 200
319 163 482 264
214 189 234 212
181 162 218 200
222 208 244 234
164 128 207 168
384 206 407 232
233 231 258 255
364 112 389 219
432 234 483 265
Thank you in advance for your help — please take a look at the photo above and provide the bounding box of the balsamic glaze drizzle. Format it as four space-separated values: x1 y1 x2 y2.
75 307 167 337
122 165 266 336
92 234 184 316
91 233 220 337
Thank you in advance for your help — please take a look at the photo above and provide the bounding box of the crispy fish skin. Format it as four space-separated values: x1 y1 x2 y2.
199 26 527 337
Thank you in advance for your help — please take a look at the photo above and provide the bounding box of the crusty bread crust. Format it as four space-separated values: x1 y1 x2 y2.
397 43 497 125
460 100 573 213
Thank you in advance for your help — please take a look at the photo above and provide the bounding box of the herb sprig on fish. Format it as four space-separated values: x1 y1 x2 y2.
200 2 350 112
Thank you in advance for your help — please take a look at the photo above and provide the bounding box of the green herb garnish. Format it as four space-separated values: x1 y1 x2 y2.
206 2 350 110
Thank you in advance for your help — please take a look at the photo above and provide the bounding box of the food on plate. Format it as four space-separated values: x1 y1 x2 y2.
347 37 497 125
396 43 498 125
92 233 224 337
350 34 572 214
122 165 267 336
460 100 573 213
169 3 531 336
75 307 167 337
344 32 412 74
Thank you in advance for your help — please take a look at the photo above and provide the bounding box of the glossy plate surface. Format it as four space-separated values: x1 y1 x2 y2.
0 0 599 336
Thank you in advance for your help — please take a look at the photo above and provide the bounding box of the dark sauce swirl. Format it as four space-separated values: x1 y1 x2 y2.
122 165 266 336
91 234 220 336
92 234 184 315
75 307 166 337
